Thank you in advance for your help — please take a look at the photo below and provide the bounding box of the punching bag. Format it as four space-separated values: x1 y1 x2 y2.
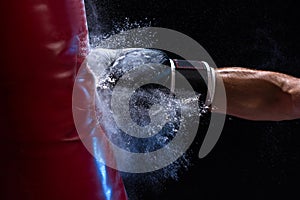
0 0 127 199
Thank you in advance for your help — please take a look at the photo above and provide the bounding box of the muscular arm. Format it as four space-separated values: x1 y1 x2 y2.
212 67 300 121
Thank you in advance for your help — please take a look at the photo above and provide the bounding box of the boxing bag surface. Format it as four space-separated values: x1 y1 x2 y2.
0 0 127 199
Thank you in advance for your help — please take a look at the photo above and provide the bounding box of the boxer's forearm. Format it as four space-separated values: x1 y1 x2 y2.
212 67 300 121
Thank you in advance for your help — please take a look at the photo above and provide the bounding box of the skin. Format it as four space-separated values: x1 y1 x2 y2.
213 67 300 121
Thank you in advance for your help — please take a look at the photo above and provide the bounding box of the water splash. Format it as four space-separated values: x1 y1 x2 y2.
88 48 208 189
84 2 207 196
89 17 155 48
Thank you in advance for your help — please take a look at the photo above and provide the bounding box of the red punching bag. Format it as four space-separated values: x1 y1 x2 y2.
0 0 127 199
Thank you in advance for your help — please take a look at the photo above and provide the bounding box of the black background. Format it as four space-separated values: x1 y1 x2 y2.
84 0 299 199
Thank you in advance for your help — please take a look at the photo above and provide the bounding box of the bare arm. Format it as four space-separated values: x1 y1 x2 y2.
212 67 300 121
